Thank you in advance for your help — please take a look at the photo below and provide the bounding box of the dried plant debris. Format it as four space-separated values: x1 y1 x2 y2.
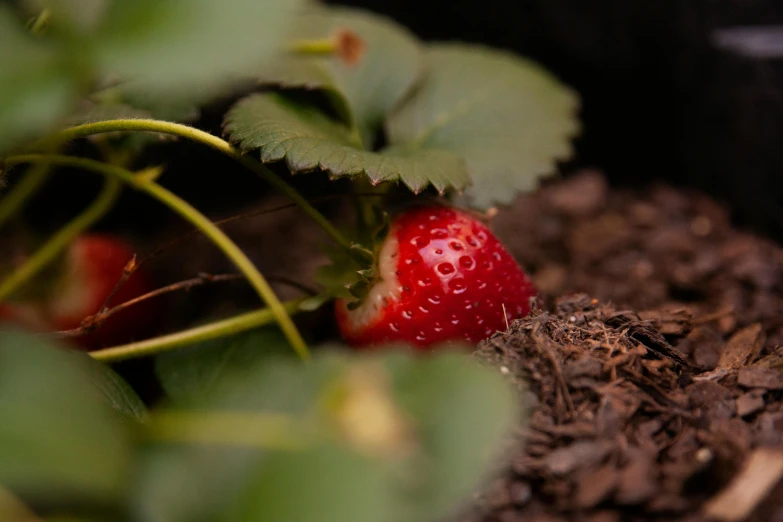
463 169 783 521
467 295 783 522
466 171 783 522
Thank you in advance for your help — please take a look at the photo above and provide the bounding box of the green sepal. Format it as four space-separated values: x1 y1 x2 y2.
347 279 370 300
356 268 376 280
348 245 374 265
369 207 391 247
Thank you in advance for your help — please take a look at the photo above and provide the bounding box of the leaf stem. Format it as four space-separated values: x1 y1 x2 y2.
89 297 308 363
34 119 355 256
147 410 309 450
0 160 52 231
3 154 310 360
29 8 51 34
289 37 339 56
0 137 63 231
0 176 122 303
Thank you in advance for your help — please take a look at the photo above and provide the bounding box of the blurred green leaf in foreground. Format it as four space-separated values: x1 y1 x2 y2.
145 341 525 522
0 328 136 506
0 323 524 521
0 0 304 152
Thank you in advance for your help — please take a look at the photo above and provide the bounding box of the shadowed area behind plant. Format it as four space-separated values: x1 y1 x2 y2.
328 0 783 242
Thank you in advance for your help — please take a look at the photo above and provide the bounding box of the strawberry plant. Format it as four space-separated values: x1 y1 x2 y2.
0 0 579 520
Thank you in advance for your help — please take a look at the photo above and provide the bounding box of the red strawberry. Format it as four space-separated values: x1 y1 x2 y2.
335 205 537 349
0 234 158 349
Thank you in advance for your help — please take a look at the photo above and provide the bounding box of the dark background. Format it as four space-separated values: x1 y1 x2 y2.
324 0 783 241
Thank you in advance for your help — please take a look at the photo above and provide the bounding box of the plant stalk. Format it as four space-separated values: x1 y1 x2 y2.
0 161 53 231
89 297 307 363
33 119 356 258
0 176 122 303
3 154 310 360
147 410 308 450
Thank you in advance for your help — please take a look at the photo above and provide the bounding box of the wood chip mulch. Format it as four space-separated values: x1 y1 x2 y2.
466 171 783 522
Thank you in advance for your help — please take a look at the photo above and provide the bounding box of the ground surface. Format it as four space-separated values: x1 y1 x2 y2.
463 171 783 522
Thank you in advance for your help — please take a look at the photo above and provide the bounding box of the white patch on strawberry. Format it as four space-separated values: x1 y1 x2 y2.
340 232 402 332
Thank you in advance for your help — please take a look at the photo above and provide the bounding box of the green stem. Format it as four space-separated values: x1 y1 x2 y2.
29 8 51 34
0 160 52 231
4 154 310 360
89 297 307 363
147 410 309 450
0 176 122 303
35 119 355 256
0 137 64 230
289 37 338 56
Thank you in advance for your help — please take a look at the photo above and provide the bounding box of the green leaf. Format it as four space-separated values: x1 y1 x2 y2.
389 348 523 520
224 93 470 193
314 243 366 301
78 355 148 423
0 486 39 522
155 325 293 404
0 329 133 504
134 354 340 522
386 44 580 209
93 0 305 102
262 6 424 147
135 347 521 522
23 0 108 32
0 6 82 153
226 445 396 522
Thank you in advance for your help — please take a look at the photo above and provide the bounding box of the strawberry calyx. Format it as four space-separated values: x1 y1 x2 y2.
315 205 394 309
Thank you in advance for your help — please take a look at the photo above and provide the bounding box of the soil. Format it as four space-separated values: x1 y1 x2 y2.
461 171 783 522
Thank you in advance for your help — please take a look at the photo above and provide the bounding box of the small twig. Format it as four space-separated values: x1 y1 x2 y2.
97 254 138 314
4 154 310 360
95 254 319 331
289 28 366 66
533 324 576 419
55 273 245 338
57 272 318 340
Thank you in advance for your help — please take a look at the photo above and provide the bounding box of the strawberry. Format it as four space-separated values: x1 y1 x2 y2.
0 234 158 349
335 205 537 349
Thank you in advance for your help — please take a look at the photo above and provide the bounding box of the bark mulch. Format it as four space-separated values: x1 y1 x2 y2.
466 171 783 522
